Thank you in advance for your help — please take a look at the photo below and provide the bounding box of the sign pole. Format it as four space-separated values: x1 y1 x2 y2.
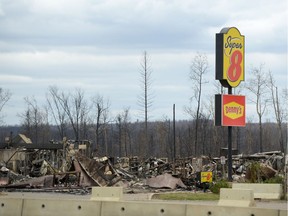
227 87 233 181
215 27 245 181
228 126 232 181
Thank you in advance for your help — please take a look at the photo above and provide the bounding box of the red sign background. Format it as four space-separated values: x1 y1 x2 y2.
222 95 245 126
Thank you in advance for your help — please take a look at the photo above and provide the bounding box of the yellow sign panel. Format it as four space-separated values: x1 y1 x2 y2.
216 27 245 88
223 101 244 120
201 171 213 183
223 27 244 87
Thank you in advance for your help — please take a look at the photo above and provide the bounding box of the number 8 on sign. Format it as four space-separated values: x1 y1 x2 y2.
227 50 242 82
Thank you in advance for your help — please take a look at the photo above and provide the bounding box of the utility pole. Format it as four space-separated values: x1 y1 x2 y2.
173 104 176 161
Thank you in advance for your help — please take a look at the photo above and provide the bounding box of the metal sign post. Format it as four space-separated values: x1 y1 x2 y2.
215 27 245 181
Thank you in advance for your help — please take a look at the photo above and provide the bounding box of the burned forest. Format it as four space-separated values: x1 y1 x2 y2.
0 119 286 194
0 120 286 158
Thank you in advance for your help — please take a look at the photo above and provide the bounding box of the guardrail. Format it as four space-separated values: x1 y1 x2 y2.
0 187 286 216
232 183 283 199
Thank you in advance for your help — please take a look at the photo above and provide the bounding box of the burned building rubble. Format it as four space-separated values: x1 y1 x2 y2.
0 134 286 194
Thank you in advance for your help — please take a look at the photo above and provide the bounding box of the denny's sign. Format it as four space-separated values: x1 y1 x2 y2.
215 94 245 127
216 27 245 88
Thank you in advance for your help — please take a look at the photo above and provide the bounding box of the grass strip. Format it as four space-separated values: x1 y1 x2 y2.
152 192 219 201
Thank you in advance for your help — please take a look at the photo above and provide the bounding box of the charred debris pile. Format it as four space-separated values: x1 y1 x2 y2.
0 134 285 195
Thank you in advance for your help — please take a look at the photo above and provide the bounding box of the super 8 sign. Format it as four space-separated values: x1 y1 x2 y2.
201 172 213 183
216 27 245 88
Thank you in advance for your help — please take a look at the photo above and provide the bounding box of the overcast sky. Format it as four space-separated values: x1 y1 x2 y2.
0 0 287 125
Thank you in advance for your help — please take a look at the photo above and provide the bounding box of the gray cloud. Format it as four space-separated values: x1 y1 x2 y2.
0 0 287 124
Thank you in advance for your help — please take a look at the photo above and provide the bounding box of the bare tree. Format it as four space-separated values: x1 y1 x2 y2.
282 88 288 124
138 51 154 155
267 71 287 153
0 87 12 123
246 64 269 152
51 88 89 141
186 53 209 156
67 88 89 141
116 113 123 157
209 81 226 155
47 86 68 140
234 85 244 153
155 117 172 158
23 97 41 143
116 107 131 157
19 96 49 144
122 107 131 157
91 94 110 155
